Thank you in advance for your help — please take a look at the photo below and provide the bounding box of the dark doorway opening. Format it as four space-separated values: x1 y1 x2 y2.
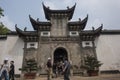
53 47 68 75
54 47 68 63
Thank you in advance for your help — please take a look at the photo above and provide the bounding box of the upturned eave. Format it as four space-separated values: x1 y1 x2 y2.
68 15 88 31
29 15 51 31
42 3 76 20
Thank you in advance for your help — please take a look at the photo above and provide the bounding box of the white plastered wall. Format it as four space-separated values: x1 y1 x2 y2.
0 35 24 74
96 34 120 71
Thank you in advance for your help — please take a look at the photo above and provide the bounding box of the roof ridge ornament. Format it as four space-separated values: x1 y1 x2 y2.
92 24 103 32
24 27 27 31
79 18 81 22
67 6 70 9
37 18 39 22
92 27 95 31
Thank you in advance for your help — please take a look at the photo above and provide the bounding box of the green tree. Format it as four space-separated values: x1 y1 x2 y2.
0 23 10 34
0 7 10 34
84 55 103 70
0 7 4 18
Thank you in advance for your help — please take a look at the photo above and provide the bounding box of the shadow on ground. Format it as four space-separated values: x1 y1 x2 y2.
16 74 120 80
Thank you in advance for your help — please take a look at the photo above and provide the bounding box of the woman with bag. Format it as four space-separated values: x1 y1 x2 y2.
0 59 9 80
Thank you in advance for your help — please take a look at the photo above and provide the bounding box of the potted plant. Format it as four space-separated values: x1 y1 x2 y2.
19 59 38 79
81 55 103 76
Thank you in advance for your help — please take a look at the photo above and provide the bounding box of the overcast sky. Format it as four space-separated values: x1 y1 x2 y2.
0 0 120 31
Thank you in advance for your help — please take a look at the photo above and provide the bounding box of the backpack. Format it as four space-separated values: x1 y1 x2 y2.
47 61 52 68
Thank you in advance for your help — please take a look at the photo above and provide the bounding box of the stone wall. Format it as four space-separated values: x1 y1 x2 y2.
37 42 81 71
50 16 68 37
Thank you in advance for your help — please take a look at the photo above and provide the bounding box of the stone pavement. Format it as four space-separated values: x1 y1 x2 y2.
16 74 120 80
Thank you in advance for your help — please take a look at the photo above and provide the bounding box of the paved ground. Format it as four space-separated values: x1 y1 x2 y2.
16 74 120 80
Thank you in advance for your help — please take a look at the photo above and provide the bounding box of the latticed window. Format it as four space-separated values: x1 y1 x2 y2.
30 43 35 46
69 31 79 36
41 31 50 36
85 42 90 45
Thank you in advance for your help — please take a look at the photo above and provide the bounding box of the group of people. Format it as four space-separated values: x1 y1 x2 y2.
46 58 71 80
0 57 70 80
0 59 14 80
53 61 65 76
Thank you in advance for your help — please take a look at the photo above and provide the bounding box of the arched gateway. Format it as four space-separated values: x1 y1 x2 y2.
54 47 68 63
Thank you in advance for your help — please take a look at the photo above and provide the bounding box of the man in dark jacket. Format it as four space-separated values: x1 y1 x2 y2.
63 58 71 80
9 61 15 80
46 58 52 80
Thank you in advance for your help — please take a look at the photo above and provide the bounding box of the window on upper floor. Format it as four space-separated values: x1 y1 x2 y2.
69 31 79 36
30 43 35 46
85 42 90 45
41 31 50 37
27 42 38 49
82 41 93 48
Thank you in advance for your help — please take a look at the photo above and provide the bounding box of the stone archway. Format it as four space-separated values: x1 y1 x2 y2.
54 47 68 63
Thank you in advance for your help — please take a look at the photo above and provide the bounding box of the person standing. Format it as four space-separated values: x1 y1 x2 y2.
0 64 3 80
9 61 14 80
52 63 57 78
0 59 9 80
46 58 52 80
63 58 71 80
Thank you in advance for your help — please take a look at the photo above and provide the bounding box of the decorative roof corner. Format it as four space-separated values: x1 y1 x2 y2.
29 15 38 30
42 3 76 20
79 24 103 41
15 24 38 37
29 15 51 31
80 14 88 30
15 24 25 36
68 15 88 31
94 24 103 35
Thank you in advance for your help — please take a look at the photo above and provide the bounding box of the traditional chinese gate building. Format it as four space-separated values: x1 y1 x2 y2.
14 3 104 74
